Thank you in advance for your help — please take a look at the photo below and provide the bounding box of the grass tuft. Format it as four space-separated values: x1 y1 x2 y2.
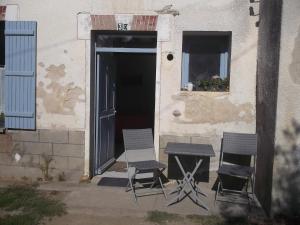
0 214 39 225
0 185 66 225
186 215 225 225
146 210 183 225
186 214 251 225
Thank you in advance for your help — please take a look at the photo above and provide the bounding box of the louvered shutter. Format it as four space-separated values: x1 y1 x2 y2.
4 21 37 129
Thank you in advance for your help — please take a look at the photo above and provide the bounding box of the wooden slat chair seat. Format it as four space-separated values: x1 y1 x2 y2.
129 160 167 172
218 164 254 179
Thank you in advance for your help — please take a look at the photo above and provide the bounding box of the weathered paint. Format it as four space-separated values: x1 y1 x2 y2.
37 64 84 115
171 93 254 124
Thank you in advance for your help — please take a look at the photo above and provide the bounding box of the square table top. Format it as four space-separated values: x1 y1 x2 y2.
165 142 215 157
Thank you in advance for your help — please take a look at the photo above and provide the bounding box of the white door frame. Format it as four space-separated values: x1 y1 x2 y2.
84 38 162 176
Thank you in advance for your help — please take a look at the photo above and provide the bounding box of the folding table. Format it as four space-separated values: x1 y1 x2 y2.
165 142 215 210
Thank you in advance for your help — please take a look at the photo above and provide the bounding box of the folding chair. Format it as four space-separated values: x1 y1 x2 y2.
215 132 257 206
122 128 167 201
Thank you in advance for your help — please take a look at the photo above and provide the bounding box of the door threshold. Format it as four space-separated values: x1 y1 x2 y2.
96 157 116 175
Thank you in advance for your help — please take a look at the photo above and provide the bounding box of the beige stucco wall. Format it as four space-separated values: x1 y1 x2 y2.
2 0 90 130
159 1 257 137
2 0 258 174
272 0 300 215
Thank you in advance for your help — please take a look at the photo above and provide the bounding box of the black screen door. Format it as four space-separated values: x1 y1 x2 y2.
94 52 116 174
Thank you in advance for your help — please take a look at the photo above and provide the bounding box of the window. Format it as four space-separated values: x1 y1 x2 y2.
181 31 231 92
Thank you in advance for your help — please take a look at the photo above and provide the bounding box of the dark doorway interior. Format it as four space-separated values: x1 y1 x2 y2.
114 53 156 158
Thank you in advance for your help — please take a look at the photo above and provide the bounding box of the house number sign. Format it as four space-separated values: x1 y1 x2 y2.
118 23 128 31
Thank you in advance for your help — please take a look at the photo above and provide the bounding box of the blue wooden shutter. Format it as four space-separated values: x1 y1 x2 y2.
220 51 228 79
4 21 37 129
181 52 190 89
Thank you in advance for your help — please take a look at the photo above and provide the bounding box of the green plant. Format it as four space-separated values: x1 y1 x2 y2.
0 214 39 225
146 211 183 225
186 215 226 225
58 172 66 182
40 154 53 181
0 112 4 121
0 112 4 129
196 77 229 92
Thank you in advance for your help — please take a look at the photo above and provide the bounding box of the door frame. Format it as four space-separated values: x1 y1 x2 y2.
90 38 158 176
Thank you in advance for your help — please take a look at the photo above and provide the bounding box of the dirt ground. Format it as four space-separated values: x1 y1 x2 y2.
43 212 217 225
44 214 155 225
0 179 266 225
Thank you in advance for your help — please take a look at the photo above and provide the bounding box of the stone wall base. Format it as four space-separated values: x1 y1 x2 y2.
0 129 85 182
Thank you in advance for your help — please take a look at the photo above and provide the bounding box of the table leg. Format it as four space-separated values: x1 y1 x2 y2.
183 172 208 210
167 156 209 210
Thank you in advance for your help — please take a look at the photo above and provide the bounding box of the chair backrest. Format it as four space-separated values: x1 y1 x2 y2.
222 132 257 156
122 128 156 163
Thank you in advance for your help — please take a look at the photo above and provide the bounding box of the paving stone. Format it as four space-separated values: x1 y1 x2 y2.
19 154 40 167
0 165 26 178
68 157 84 171
69 131 85 145
0 152 39 167
53 144 84 158
159 135 190 149
52 156 69 170
23 142 53 155
39 129 68 144
52 168 82 182
159 148 168 164
10 130 39 142
191 135 221 159
0 139 13 153
23 167 43 180
0 152 13 165
0 133 12 143
190 136 212 144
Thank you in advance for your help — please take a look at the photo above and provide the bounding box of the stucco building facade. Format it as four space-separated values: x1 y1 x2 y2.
1 0 298 217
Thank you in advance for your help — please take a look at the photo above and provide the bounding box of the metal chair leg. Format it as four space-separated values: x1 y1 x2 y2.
132 180 137 202
128 174 137 202
215 176 221 204
125 181 132 192
159 176 167 199
250 176 255 198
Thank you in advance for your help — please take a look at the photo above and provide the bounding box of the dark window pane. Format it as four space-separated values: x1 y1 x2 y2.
95 31 157 48
189 53 220 81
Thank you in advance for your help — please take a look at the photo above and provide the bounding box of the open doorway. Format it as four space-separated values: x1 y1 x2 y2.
114 53 156 158
90 31 157 176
